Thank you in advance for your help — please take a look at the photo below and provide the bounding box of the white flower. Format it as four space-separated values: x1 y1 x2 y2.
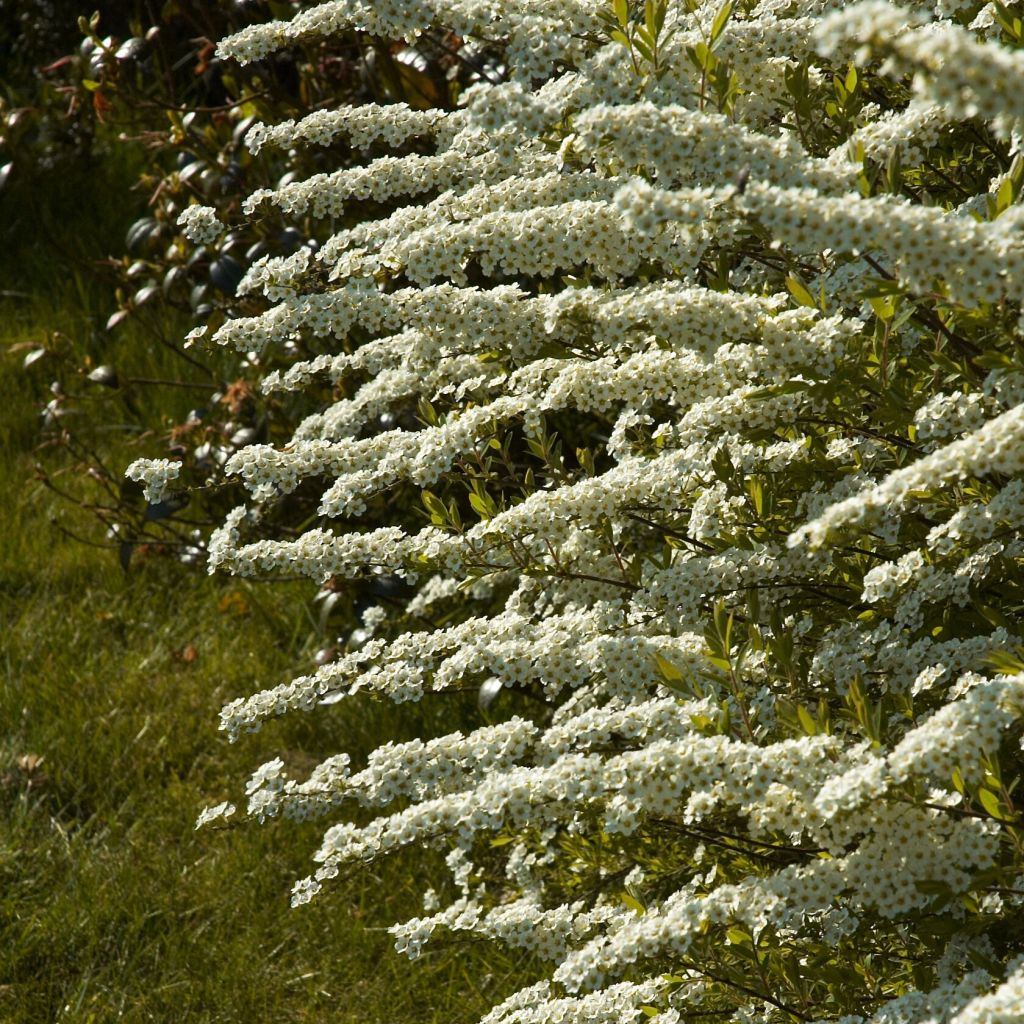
124 457 182 504
195 801 236 829
177 204 224 244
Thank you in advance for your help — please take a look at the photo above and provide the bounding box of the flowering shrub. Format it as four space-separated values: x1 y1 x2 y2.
147 0 1024 1019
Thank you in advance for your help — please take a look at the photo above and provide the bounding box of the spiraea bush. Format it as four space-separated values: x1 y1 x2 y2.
129 0 1024 1020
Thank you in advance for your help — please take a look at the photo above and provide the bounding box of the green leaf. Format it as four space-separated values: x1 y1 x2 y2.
1010 151 1024 192
885 147 902 193
469 492 494 520
796 704 818 736
817 697 832 734
718 699 731 734
687 42 713 72
614 0 629 28
652 0 667 36
845 676 883 746
746 475 764 517
710 0 734 47
710 446 735 483
785 274 816 308
654 652 685 681
417 396 439 426
620 892 646 915
983 646 1024 674
713 600 734 653
976 602 1011 629
993 1 1023 40
995 175 1015 217
973 351 1015 370
635 24 656 48
422 489 447 523
785 61 808 101
867 295 896 322
977 787 1013 822
967 947 1005 973
447 499 462 532
644 0 657 35
914 879 953 896
633 36 655 62
859 276 905 298
748 380 810 402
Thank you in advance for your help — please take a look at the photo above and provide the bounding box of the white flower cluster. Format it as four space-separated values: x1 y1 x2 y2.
790 403 1024 549
245 103 456 155
815 1 1024 140
124 456 181 504
618 177 1024 308
835 100 949 165
216 0 601 86
913 390 992 451
172 0 1024 1020
176 204 223 245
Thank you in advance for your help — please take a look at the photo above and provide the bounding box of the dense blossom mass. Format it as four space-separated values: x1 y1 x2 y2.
132 0 1024 1020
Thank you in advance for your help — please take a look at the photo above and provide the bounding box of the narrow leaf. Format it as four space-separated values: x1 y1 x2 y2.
978 787 1012 821
710 0 734 46
786 274 816 308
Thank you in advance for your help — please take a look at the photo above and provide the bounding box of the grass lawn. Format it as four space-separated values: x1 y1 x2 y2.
0 158 530 1024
